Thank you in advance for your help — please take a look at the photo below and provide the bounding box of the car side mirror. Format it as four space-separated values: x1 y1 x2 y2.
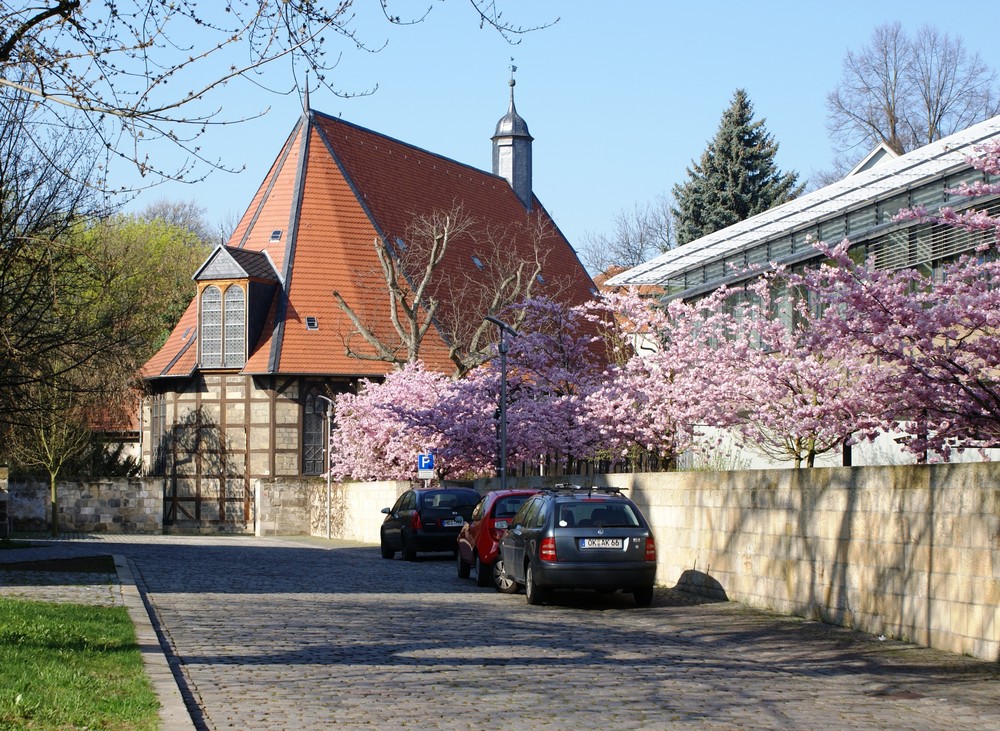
381 507 391 514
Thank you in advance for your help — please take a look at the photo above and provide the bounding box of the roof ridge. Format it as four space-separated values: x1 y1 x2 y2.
310 108 512 187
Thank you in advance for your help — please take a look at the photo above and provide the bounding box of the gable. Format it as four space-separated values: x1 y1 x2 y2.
199 253 247 280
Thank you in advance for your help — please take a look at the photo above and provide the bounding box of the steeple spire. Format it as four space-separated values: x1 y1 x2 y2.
492 61 533 211
303 70 310 117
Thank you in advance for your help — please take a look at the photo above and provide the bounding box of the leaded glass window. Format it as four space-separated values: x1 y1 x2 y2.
303 393 326 475
150 397 167 476
223 286 246 368
201 286 223 367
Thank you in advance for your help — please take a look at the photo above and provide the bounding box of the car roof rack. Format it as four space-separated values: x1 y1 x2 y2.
547 483 628 497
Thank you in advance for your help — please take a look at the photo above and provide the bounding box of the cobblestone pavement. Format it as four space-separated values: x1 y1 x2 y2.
3 534 1000 731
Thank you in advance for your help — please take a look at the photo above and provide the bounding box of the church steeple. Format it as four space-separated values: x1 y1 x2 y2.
492 64 533 211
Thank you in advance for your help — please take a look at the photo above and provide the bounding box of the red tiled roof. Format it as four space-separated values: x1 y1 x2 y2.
144 108 596 380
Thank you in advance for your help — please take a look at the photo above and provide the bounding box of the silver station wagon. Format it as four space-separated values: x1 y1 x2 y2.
497 485 657 606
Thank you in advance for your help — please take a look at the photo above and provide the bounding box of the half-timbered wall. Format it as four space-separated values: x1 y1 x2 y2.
142 374 351 528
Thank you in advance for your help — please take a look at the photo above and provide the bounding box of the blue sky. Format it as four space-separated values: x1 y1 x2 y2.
127 1 1000 253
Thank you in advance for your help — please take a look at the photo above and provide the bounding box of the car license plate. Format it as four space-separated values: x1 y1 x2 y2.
580 538 624 549
442 518 463 527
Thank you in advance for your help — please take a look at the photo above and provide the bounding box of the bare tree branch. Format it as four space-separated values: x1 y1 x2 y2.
827 22 1000 162
0 1 553 190
580 195 675 275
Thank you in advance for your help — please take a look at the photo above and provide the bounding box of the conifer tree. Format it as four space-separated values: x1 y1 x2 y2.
672 89 802 245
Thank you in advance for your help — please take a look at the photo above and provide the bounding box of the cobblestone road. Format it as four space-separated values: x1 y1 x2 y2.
3 534 1000 730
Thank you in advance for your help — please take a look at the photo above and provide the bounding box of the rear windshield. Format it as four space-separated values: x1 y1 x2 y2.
493 495 532 519
557 502 641 528
423 491 480 509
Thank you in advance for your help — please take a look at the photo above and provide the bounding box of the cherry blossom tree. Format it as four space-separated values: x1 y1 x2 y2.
328 362 448 481
717 276 895 468
502 298 607 471
419 297 609 478
790 139 1000 461
593 282 896 469
416 367 497 478
328 297 611 481
585 290 733 469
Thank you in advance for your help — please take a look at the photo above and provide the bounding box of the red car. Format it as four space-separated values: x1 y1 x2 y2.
457 489 539 591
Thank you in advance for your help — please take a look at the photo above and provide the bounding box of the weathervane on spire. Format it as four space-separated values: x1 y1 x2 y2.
509 58 517 88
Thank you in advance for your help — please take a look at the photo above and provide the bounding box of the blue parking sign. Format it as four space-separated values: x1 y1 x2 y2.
418 453 434 471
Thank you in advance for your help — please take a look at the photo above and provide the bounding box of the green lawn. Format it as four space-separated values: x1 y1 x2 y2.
0 597 160 730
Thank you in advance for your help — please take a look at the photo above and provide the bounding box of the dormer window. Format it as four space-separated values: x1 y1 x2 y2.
200 283 246 369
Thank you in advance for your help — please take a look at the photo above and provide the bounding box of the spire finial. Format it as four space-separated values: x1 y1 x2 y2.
303 70 310 116
508 58 517 106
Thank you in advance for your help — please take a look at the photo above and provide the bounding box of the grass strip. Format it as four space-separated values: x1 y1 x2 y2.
0 597 160 730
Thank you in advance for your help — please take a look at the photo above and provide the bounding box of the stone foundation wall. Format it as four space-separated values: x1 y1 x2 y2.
253 479 311 536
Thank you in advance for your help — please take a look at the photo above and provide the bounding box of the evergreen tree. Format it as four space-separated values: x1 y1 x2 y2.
672 89 802 245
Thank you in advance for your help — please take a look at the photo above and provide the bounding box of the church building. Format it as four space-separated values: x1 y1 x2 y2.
141 83 595 528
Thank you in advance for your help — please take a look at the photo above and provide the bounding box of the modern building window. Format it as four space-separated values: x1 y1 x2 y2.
303 393 326 475
201 284 246 369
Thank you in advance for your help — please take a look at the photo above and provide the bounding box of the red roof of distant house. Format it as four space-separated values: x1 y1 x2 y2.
143 108 596 380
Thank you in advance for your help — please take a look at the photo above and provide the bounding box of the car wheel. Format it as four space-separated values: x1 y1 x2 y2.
493 557 518 594
475 554 492 587
380 542 394 560
401 534 417 562
457 551 472 579
525 562 546 605
633 586 654 607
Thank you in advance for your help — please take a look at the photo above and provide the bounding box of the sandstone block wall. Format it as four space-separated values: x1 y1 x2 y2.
589 464 1000 661
6 479 162 534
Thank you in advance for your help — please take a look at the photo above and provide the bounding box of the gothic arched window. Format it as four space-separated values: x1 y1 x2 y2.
200 286 223 367
303 392 327 475
223 285 246 368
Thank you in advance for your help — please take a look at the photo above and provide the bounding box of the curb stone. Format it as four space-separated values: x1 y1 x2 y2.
113 554 197 731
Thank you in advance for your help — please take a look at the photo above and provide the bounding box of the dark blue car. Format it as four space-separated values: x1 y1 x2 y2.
380 487 481 561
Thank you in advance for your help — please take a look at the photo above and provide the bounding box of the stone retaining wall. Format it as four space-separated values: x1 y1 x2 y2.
5 478 162 534
474 464 1000 661
254 478 409 545
5 463 998 660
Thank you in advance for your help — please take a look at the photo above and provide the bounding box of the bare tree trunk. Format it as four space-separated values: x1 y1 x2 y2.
49 471 59 537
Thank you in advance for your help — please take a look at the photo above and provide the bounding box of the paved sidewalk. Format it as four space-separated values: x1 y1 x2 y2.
4 534 1000 730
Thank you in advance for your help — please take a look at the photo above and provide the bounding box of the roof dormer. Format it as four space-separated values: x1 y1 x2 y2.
193 246 279 371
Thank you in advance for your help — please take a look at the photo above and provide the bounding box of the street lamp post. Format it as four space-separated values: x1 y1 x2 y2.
316 395 335 540
485 316 519 490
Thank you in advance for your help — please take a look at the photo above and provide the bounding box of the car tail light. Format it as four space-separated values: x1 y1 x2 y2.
411 512 423 531
540 536 557 562
645 536 656 561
